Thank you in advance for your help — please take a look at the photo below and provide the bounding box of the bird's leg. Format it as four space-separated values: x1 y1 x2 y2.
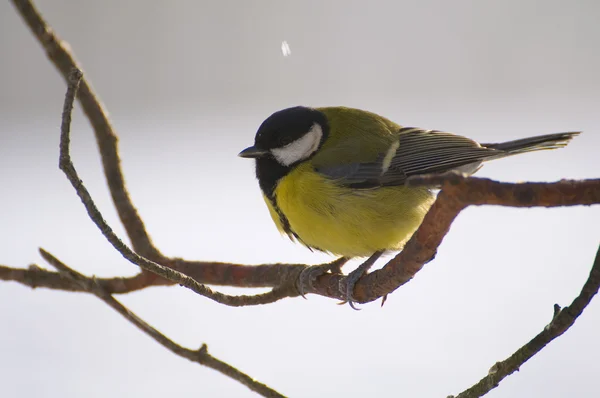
342 251 384 310
296 256 348 298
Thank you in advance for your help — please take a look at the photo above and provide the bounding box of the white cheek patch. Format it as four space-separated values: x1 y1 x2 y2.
271 123 323 166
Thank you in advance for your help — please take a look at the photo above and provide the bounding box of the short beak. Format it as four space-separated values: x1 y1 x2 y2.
238 145 269 158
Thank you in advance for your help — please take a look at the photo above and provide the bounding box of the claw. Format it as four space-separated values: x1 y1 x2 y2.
296 257 347 298
341 251 383 310
381 294 388 307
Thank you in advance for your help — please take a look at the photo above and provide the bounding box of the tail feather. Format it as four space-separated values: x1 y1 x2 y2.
483 132 580 154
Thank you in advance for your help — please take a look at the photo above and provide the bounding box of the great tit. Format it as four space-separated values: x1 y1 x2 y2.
239 106 578 302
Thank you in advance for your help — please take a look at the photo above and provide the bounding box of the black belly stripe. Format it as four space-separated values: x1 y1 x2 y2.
267 193 322 252
268 196 295 238
255 156 325 252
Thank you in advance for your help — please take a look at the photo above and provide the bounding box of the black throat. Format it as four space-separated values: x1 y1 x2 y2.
255 157 304 243
255 157 292 202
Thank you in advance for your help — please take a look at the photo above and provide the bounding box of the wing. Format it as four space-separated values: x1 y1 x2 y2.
316 127 502 188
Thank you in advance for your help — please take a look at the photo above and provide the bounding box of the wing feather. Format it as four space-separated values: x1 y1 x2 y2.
316 128 502 188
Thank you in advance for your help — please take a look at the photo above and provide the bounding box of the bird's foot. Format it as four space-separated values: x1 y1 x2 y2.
296 257 347 298
340 251 383 310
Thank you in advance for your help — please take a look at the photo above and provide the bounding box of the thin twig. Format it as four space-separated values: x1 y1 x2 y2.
3 253 345 295
10 0 165 263
0 263 298 305
39 249 286 398
1 259 309 291
59 68 292 307
0 264 161 293
450 244 600 398
172 257 347 288
407 172 600 207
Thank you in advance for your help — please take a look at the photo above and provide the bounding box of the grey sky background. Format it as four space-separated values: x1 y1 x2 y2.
1 1 599 397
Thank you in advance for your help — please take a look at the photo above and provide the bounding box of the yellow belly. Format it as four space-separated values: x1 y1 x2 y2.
266 163 436 257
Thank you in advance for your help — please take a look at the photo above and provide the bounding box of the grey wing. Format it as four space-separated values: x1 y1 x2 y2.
316 127 502 188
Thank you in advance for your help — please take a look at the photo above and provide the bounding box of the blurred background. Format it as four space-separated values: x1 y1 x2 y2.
1 0 599 397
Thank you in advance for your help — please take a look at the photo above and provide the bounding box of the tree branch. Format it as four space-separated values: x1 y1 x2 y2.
0 263 161 293
0 259 312 292
0 261 298 306
450 243 600 398
38 249 286 398
11 0 165 263
58 67 297 307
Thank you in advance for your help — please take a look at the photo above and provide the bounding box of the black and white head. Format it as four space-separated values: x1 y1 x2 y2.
238 106 329 197
239 106 328 166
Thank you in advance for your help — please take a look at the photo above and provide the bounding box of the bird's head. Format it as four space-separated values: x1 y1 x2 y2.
238 106 329 167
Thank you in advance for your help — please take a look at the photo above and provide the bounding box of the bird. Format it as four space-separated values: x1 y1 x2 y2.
239 106 579 306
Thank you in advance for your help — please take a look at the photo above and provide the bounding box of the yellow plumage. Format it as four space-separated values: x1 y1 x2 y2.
269 163 435 257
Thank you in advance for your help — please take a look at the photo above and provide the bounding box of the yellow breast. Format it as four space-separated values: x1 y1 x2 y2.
266 163 435 257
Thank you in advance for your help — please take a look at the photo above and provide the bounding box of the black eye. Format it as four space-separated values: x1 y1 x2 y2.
279 136 293 146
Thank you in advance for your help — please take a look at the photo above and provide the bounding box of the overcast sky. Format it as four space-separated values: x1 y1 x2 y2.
1 1 599 397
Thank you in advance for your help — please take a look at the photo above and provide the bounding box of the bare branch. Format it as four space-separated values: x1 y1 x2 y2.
58 67 296 307
172 257 344 288
1 261 301 305
11 0 165 263
450 244 600 398
0 260 306 294
0 264 163 293
38 249 286 398
407 172 600 207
